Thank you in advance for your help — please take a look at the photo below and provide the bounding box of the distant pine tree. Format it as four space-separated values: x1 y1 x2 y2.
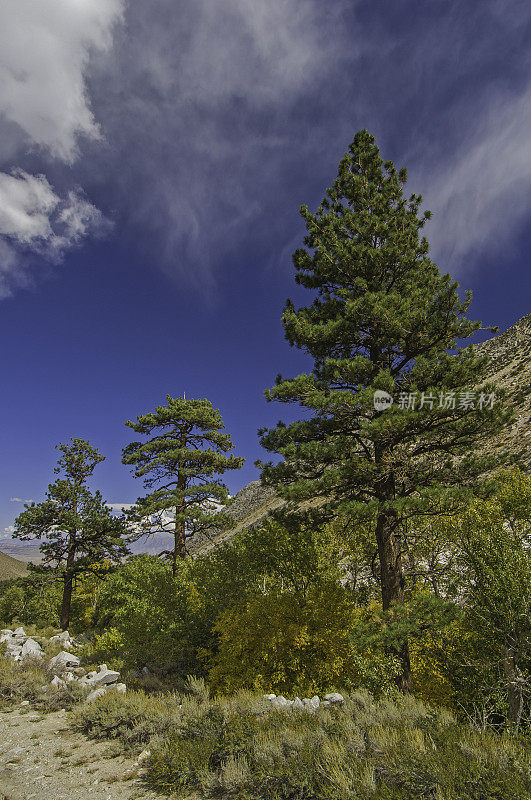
123 395 244 575
14 439 130 629
258 130 512 692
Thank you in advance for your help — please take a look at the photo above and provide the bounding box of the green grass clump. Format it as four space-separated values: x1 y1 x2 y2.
146 690 531 800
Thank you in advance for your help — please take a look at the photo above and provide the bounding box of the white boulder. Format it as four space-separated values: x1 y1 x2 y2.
21 638 44 660
80 664 120 687
51 676 67 689
271 695 289 708
86 687 107 703
49 651 81 673
324 692 344 704
5 642 22 661
50 631 74 649
86 682 126 703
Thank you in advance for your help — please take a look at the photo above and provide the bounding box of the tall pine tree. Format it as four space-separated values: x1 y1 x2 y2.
14 439 130 629
258 130 511 692
123 395 244 575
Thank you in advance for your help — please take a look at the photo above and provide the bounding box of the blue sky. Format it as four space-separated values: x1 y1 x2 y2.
1 0 530 537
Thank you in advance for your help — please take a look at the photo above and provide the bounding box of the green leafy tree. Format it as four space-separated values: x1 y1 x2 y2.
454 470 531 731
209 585 398 696
13 439 130 629
258 130 511 691
122 396 244 575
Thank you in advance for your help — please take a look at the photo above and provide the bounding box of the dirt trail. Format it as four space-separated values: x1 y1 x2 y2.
0 707 162 800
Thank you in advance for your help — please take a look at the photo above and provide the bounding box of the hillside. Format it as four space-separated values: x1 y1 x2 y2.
0 549 28 580
189 481 282 555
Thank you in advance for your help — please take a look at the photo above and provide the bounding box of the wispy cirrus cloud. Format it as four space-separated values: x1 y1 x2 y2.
415 82 531 272
86 0 353 286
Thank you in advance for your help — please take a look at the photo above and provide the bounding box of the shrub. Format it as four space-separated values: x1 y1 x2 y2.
208 585 397 696
88 555 194 671
0 575 62 628
71 689 183 750
146 690 531 800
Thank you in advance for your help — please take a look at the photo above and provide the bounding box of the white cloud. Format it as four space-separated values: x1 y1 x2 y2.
0 171 61 242
9 498 30 504
0 170 106 297
0 0 124 162
1 525 15 540
0 0 122 295
1 0 529 295
416 82 531 271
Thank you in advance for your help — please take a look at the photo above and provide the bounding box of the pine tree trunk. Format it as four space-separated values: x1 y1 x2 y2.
503 645 523 730
171 428 188 577
60 572 74 630
375 510 412 692
60 530 77 630
374 445 412 693
172 518 187 577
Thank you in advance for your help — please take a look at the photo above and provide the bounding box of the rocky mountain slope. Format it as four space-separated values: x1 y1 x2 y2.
475 312 531 468
189 480 282 555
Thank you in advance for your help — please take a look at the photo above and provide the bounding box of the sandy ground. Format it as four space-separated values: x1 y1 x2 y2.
0 707 163 800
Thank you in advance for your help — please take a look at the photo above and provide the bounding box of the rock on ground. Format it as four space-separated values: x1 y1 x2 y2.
48 651 81 673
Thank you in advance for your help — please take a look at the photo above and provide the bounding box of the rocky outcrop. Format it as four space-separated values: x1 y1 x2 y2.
263 692 344 711
475 312 531 468
1 627 126 702
188 480 281 554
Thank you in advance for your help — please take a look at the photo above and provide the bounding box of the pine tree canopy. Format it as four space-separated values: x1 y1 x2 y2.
122 395 244 565
14 439 129 571
258 129 512 522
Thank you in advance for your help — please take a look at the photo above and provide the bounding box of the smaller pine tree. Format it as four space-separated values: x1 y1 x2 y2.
14 438 130 629
122 395 244 574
